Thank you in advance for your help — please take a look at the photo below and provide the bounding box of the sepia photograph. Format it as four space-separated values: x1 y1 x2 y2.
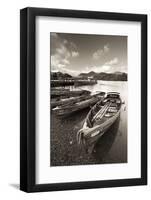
50 32 127 166
20 7 147 192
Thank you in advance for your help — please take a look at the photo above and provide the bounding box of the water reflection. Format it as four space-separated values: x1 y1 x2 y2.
93 116 120 162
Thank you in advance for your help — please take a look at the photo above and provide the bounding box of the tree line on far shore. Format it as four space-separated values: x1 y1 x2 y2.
51 71 127 81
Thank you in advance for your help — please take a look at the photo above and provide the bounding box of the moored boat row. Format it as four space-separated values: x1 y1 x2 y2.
52 92 105 116
51 89 125 153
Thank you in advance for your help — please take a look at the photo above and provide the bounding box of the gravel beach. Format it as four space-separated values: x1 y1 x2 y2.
50 108 127 166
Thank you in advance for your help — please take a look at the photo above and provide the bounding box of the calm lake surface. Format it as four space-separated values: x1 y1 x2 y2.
50 81 127 166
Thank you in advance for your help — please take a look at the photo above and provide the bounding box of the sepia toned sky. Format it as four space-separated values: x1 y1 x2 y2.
50 32 127 76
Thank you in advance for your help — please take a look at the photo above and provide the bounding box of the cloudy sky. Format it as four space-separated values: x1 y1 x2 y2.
50 32 127 76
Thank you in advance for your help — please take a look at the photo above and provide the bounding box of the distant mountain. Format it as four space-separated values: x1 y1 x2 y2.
51 72 72 80
80 71 96 77
79 71 127 81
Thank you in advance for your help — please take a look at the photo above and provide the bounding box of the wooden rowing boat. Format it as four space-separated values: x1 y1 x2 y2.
52 92 105 116
51 89 91 98
51 95 89 108
77 92 122 153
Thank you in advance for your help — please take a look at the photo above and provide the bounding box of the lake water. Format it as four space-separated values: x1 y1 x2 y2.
50 81 127 166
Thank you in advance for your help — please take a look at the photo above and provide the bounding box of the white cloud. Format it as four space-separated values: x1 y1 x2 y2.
84 57 120 73
117 65 127 73
51 54 70 70
61 68 78 76
51 33 79 73
100 65 112 72
56 45 70 57
56 46 65 55
93 44 110 60
51 43 71 71
105 57 119 65
63 39 68 44
51 55 60 70
71 51 79 58
104 44 110 53
70 42 77 49
100 64 127 73
82 65 111 73
93 50 103 60
62 58 70 65
83 63 127 74
58 63 66 68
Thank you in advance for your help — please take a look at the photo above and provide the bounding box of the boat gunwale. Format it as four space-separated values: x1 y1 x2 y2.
80 96 122 137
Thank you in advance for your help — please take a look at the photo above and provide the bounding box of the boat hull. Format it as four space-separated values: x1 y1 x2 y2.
77 109 120 151
52 92 105 117
51 95 87 108
53 97 101 116
51 89 90 98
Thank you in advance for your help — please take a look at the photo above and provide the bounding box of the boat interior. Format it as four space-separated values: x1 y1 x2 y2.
86 95 121 128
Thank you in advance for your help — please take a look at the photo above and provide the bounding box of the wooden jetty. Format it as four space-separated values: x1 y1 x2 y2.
51 79 97 87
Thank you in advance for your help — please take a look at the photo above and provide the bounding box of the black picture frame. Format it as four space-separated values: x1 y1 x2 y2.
20 7 147 192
